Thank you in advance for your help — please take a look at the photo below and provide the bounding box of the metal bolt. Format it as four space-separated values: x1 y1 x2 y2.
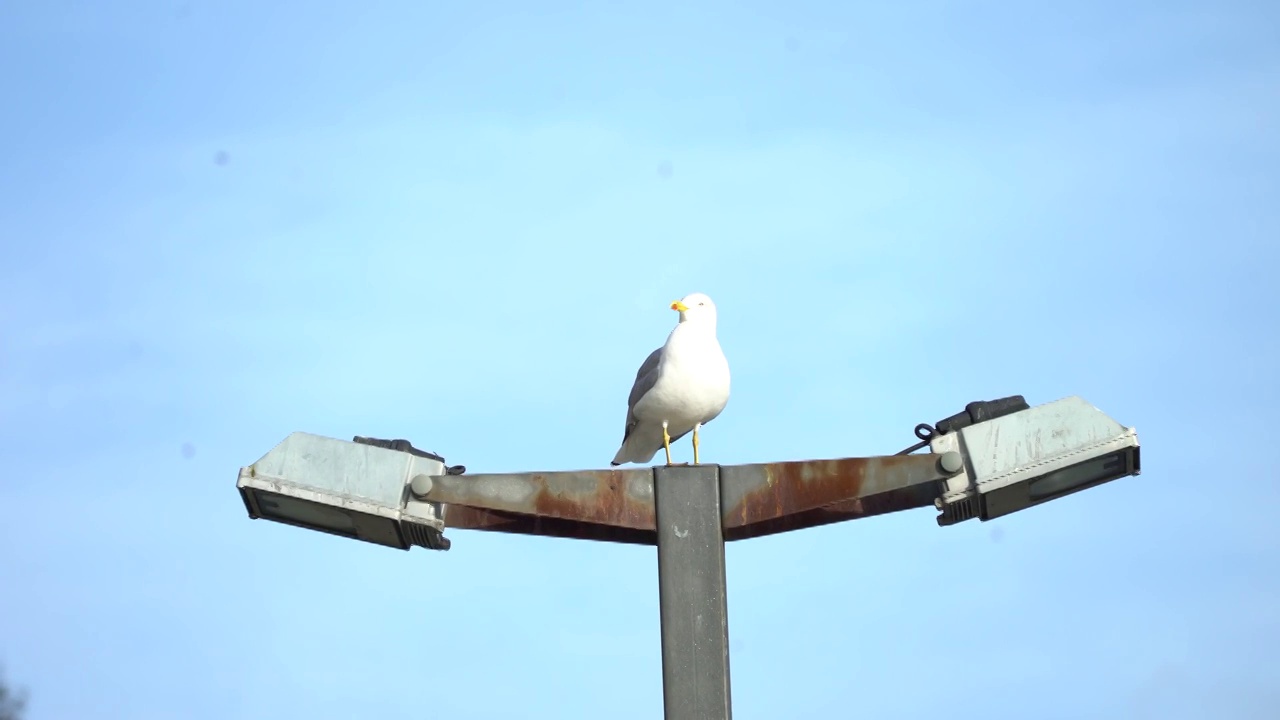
410 474 434 499
938 451 964 475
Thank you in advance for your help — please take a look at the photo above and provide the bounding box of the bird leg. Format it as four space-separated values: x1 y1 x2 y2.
692 422 702 465
662 420 673 466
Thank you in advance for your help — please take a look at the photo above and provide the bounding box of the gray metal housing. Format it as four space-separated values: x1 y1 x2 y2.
237 432 447 549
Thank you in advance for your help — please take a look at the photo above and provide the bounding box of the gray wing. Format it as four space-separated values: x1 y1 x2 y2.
621 347 663 443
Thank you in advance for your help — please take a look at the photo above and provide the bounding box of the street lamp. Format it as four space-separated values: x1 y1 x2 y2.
236 435 454 550
234 394 1140 719
929 395 1141 525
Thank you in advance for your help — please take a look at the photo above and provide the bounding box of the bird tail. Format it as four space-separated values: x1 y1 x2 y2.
611 435 658 466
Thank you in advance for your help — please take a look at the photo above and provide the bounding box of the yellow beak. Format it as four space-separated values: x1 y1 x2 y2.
671 300 689 312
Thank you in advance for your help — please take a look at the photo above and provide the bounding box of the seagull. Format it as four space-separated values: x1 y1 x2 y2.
611 292 731 466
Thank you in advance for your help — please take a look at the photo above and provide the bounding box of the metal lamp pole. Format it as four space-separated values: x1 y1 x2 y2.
238 396 1141 719
414 453 958 720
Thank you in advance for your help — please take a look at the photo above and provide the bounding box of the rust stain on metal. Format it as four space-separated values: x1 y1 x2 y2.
443 504 657 546
723 455 934 529
724 458 871 529
723 485 937 541
527 469 655 530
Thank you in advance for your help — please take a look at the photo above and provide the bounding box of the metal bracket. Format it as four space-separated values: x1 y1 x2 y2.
417 452 962 544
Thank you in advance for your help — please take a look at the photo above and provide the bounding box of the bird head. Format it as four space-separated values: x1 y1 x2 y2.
671 292 717 324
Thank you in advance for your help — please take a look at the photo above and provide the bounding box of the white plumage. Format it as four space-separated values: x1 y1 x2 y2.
611 292 731 466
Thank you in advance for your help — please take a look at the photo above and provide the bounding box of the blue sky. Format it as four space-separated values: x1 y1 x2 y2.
1 1 1278 718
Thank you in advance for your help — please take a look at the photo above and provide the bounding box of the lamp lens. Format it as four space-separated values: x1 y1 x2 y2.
1028 451 1129 502
257 493 358 534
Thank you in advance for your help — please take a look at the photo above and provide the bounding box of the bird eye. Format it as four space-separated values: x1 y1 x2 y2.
698 302 705 306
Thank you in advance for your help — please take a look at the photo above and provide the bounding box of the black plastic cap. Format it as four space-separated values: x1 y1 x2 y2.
935 395 1030 435
352 436 447 464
